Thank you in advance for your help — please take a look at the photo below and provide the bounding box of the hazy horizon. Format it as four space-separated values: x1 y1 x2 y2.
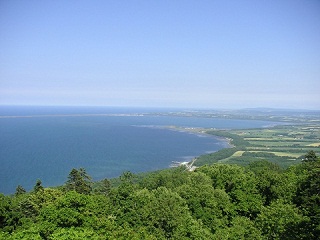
1 104 319 112
1 1 319 109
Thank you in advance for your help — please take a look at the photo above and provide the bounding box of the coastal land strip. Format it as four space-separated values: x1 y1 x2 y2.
170 123 320 169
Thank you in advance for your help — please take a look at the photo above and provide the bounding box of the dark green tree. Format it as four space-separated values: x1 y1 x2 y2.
93 178 111 196
33 179 44 192
0 194 12 230
304 150 318 162
15 185 26 196
256 200 306 239
294 155 320 239
119 171 134 184
121 187 212 239
198 164 263 218
247 161 298 205
65 168 92 194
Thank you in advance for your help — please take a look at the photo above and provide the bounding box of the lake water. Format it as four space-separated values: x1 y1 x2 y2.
0 106 280 194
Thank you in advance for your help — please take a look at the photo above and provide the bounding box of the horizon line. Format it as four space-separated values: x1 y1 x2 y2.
0 104 319 112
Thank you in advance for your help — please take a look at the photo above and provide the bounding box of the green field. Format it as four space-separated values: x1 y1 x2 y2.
195 124 320 168
231 150 302 158
307 143 320 147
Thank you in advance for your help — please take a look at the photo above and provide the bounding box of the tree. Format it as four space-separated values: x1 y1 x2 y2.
176 172 234 233
93 178 111 196
0 194 12 230
213 216 262 240
33 179 44 192
15 185 26 196
113 171 137 201
177 184 234 233
120 187 212 239
303 150 317 162
294 156 320 239
247 161 298 205
247 160 282 174
65 168 92 194
198 164 263 218
39 191 89 238
38 190 115 239
139 167 190 190
0 226 42 240
50 227 101 240
256 200 307 239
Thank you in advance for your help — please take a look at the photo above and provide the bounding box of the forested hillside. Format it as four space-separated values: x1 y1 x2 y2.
1 151 319 239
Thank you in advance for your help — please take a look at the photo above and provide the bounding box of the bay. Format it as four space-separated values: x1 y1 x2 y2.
0 106 280 194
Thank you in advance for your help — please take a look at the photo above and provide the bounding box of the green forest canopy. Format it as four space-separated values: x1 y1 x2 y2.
0 151 319 239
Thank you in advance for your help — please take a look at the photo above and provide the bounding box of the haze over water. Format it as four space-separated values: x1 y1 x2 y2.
0 106 284 194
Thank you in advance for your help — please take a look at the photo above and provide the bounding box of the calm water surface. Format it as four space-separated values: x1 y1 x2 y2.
0 106 280 194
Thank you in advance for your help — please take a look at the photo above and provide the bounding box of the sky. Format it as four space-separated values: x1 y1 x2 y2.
1 0 319 109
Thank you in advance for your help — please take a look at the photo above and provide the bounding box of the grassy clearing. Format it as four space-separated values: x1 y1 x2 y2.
269 152 303 158
231 151 245 157
245 137 315 142
307 143 320 147
231 151 302 159
244 137 275 141
248 141 310 147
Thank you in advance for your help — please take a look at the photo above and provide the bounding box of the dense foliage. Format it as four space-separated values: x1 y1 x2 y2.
0 152 319 239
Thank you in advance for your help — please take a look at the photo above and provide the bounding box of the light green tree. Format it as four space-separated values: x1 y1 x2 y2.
198 164 263 218
256 200 307 239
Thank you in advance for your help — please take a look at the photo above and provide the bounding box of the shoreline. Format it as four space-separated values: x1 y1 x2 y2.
164 125 233 147
160 125 233 170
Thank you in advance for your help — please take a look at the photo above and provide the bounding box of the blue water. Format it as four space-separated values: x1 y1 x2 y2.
0 106 280 194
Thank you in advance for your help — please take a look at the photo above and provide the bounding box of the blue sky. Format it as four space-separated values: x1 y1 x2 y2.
1 0 319 109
